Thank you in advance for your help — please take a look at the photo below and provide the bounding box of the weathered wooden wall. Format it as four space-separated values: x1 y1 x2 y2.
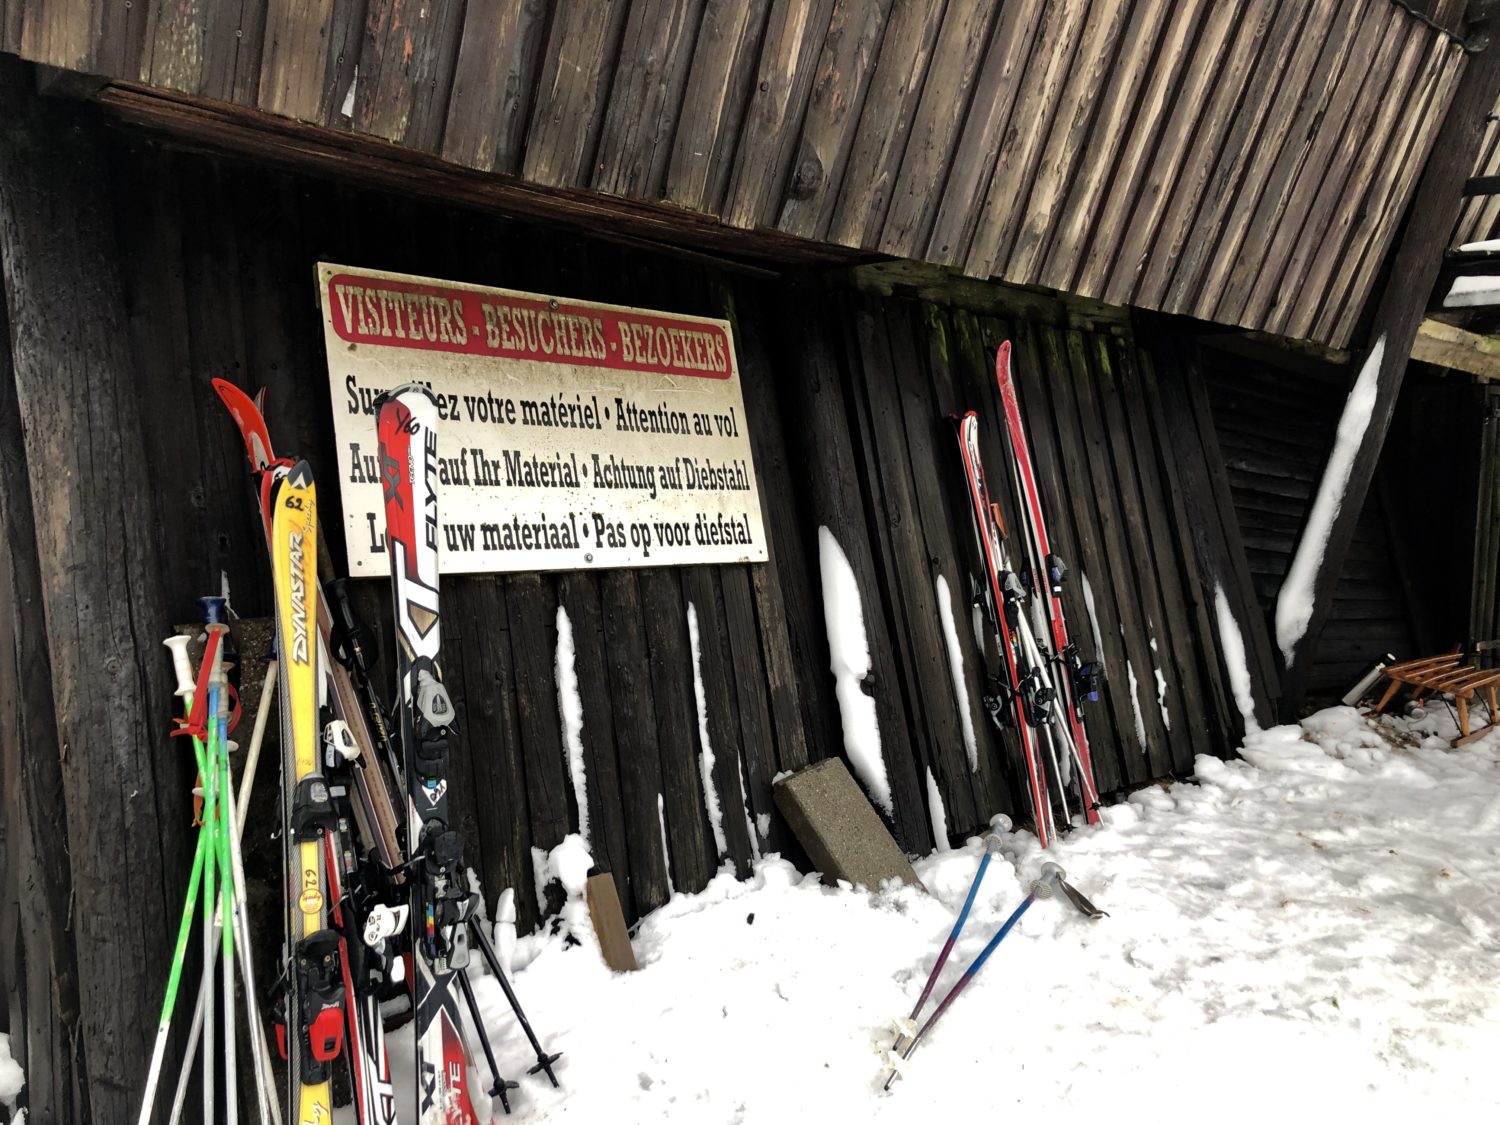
0 0 1470 349
4 84 1465 1118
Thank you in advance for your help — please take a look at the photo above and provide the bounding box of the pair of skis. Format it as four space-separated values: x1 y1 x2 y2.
955 342 1102 845
215 382 538 1123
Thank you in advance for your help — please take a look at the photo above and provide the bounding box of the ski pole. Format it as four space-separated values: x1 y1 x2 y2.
455 964 520 1115
163 630 281 1125
466 908 562 1084
135 817 209 1125
203 608 239 1125
890 834 1002 1054
884 864 1064 1090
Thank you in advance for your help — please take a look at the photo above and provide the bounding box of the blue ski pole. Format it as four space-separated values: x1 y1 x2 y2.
884 863 1065 1090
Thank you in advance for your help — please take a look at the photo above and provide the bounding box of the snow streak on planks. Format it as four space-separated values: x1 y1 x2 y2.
7 0 1468 348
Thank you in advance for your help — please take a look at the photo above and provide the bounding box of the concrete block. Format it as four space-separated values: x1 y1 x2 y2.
773 758 921 890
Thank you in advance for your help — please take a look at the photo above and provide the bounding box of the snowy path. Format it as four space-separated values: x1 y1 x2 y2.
408 707 1500 1122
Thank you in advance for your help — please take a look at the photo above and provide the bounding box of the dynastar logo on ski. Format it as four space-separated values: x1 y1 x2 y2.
288 530 311 665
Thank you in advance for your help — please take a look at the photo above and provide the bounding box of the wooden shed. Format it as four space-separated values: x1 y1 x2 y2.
1 2 1497 1121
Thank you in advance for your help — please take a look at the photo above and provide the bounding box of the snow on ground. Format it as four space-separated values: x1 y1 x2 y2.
0 1033 22 1115
373 704 1500 1122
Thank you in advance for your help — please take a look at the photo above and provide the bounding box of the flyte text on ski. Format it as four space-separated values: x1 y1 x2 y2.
321 262 769 576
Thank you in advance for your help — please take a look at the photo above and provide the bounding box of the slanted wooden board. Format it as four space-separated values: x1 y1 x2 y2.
587 871 639 972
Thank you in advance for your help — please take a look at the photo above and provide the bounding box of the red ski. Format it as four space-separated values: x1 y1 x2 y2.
955 412 1054 847
992 342 1102 822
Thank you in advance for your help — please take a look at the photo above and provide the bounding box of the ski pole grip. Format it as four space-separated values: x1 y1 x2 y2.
197 595 229 626
1031 862 1066 898
162 635 196 698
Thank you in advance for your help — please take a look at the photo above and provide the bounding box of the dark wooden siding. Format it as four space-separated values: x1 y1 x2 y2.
1197 340 1418 696
0 0 1469 349
48 125 1275 937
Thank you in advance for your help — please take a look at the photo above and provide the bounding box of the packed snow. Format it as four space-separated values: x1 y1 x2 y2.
358 703 1500 1122
1274 336 1385 666
553 606 589 845
818 527 890 814
934 574 979 772
685 601 728 859
1214 582 1261 734
0 1033 22 1115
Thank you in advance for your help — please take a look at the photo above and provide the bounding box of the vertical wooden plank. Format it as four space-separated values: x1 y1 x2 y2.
1242 1 1402 330
598 569 672 916
776 286 931 852
446 577 540 930
1041 326 1169 782
775 0 891 241
0 70 181 1119
664 0 771 212
876 0 1000 259
1172 0 1355 320
1325 46 1465 345
1101 0 1271 308
522 0 630 188
720 278 833 770
441 0 552 174
924 0 1046 266
1007 322 1128 794
824 0 949 248
1091 337 1198 774
592 0 707 200
1040 0 1187 294
638 568 718 892
1002 0 1133 285
718 563 787 853
505 574 571 913
1172 339 1280 722
918 308 1025 816
557 572 635 915
962 0 1090 278
681 567 756 874
722 0 836 229
1134 339 1236 752
904 304 1015 820
1135 0 1310 311
847 296 980 836
0 233 85 1125
355 0 469 151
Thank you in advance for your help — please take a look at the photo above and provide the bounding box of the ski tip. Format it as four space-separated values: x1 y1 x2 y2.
285 459 315 489
996 338 1011 371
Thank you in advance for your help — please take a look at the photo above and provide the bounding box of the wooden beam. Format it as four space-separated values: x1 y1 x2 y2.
0 56 182 1118
1412 316 1500 378
1277 43 1500 714
0 200 84 1125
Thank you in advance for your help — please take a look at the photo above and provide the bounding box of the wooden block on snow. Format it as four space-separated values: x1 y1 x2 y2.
586 871 638 972
773 758 921 891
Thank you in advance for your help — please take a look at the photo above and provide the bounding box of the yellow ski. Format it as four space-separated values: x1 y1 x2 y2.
270 461 343 1124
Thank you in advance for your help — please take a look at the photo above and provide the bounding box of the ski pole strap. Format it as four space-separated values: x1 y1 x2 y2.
172 628 222 742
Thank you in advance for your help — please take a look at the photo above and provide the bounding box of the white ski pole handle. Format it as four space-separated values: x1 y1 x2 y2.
162 634 196 698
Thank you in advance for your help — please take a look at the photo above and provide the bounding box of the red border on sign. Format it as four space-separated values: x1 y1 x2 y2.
326 273 733 380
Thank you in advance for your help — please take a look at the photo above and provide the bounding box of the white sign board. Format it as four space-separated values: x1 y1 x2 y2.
318 263 768 576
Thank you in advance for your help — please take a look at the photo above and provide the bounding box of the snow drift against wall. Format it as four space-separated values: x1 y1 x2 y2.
818 527 890 815
1275 336 1385 666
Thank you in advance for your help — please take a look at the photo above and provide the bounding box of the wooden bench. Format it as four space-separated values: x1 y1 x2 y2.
1375 650 1500 744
